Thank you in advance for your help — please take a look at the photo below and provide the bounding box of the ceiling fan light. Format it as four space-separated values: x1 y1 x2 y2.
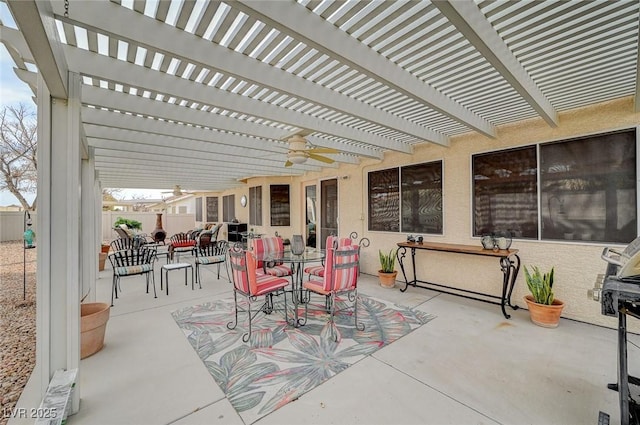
288 152 307 164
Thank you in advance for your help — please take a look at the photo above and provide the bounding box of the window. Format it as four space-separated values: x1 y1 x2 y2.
368 168 399 232
540 130 636 243
206 196 218 222
472 146 538 238
472 129 637 243
249 186 262 226
368 161 443 233
223 195 235 222
270 184 290 226
195 197 202 222
401 162 443 234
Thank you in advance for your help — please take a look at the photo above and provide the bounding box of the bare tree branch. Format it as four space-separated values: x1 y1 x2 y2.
0 104 37 210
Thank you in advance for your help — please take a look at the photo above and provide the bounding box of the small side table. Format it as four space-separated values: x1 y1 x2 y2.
160 262 196 295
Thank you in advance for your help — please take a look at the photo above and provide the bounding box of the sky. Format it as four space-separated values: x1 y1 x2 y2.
0 3 166 205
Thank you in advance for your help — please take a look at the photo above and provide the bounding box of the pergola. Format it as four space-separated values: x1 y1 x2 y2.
1 0 639 415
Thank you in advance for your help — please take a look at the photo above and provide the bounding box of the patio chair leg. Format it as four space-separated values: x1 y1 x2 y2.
111 275 117 306
243 294 253 343
151 272 157 298
329 293 338 342
227 291 239 331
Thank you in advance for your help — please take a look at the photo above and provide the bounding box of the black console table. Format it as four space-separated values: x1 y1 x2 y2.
396 241 520 319
227 223 247 243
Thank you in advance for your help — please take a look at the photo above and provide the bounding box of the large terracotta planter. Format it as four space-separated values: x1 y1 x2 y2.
523 295 565 328
98 252 107 271
81 303 110 359
378 270 398 288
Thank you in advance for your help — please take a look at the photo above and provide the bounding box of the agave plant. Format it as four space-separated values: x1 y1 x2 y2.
524 265 555 305
379 248 397 273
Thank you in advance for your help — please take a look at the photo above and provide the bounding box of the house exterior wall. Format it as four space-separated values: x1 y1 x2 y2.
244 97 639 329
357 97 639 328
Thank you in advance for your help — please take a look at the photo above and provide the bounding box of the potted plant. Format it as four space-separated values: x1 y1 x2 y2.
80 293 110 359
378 248 398 288
523 265 565 328
113 217 142 231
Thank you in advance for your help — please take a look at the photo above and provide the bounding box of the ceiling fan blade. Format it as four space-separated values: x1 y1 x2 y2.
308 153 335 164
284 160 293 167
306 147 339 154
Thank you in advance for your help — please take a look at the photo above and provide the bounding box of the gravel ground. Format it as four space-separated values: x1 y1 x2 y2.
0 241 36 425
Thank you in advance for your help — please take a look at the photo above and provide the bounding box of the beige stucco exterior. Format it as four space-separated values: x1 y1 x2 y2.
206 97 640 328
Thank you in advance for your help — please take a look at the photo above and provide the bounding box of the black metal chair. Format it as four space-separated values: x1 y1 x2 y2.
108 246 157 306
110 237 136 252
168 232 196 262
195 239 230 285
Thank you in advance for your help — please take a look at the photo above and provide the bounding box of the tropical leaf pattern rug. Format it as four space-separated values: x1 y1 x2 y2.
172 295 435 424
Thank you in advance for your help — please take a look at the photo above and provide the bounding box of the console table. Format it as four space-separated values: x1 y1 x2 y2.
396 241 520 319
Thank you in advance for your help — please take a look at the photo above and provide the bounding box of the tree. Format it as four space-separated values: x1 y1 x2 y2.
102 188 122 211
0 104 37 210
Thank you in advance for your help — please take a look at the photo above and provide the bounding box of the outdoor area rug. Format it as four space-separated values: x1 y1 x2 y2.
171 295 435 424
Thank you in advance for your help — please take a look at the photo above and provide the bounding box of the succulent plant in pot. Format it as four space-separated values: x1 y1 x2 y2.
523 265 565 328
378 248 398 288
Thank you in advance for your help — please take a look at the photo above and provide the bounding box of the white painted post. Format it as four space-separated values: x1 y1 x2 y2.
36 74 52 397
35 72 82 413
81 147 97 303
66 72 82 415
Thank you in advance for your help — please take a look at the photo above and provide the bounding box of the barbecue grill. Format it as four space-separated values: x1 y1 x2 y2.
590 236 640 425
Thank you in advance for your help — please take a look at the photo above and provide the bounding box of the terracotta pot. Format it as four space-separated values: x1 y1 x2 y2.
378 270 398 288
523 295 565 328
101 244 110 254
81 303 110 359
98 252 107 271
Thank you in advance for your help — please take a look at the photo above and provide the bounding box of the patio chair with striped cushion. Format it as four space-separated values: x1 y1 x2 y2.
108 246 157 306
303 239 364 342
195 239 230 285
227 245 289 343
252 236 293 279
303 235 351 280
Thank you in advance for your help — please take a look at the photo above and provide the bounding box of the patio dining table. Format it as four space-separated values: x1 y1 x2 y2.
255 248 325 326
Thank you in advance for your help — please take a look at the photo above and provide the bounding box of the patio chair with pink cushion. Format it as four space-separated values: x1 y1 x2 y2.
227 245 290 342
303 239 364 341
303 235 351 280
251 236 293 280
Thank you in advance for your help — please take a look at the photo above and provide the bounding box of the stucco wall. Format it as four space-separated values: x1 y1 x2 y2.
290 97 639 329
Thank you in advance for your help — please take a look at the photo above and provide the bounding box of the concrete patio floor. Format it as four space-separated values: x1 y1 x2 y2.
12 255 637 425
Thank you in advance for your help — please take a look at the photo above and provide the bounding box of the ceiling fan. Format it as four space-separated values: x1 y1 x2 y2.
161 185 192 197
284 134 339 167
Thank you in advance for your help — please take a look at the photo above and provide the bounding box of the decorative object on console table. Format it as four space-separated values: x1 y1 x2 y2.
523 265 564 328
481 234 495 250
494 230 512 250
378 248 398 288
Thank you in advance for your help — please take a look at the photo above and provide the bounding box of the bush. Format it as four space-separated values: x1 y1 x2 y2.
114 217 142 230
